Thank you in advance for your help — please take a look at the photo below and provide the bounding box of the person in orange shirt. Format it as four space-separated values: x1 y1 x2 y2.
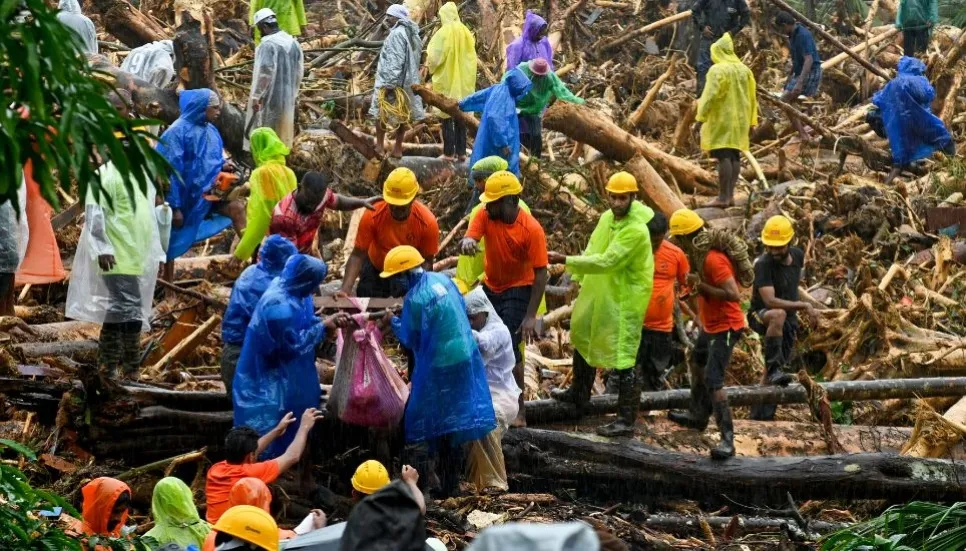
461 171 549 426
205 408 322 523
340 167 440 299
666 209 744 459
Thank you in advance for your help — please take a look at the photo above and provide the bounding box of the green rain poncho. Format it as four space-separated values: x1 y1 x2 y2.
511 61 584 115
566 201 654 370
234 128 298 261
144 477 211 548
250 0 306 41
896 0 938 30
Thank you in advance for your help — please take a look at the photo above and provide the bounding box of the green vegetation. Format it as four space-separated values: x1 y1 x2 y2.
822 501 966 551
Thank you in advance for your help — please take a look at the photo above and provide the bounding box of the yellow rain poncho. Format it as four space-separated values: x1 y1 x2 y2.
234 128 298 261
696 33 758 152
567 201 654 370
426 2 477 117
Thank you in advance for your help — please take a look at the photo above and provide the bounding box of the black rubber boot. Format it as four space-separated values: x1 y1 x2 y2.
551 352 595 410
711 400 736 460
668 360 712 431
597 368 641 437
98 322 123 374
750 336 789 421
120 321 143 378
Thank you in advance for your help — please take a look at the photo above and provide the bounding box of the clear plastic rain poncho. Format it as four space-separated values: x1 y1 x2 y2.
459 68 532 176
505 11 554 71
222 234 298 345
567 201 654 370
465 288 521 424
233 255 326 459
0 179 27 274
696 33 758 152
244 32 304 149
144 477 211 549
369 12 426 123
391 270 496 446
235 128 298 261
66 162 164 330
58 0 98 54
468 522 600 551
426 2 477 112
121 40 176 88
872 56 953 167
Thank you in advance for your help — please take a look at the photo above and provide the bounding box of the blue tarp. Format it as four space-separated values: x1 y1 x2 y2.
157 88 233 261
222 235 298 345
459 68 532 177
391 270 495 446
872 57 953 167
233 255 326 458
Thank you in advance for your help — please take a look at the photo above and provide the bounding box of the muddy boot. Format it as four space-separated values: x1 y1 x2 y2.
119 321 143 378
550 352 595 411
750 337 788 421
668 362 712 431
98 322 123 377
710 400 735 460
597 368 642 437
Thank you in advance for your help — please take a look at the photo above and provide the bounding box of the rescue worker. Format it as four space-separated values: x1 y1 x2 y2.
385 245 496 496
233 128 298 264
120 40 176 88
748 215 818 420
232 255 350 458
897 0 938 57
371 4 425 158
690 0 749 95
221 235 298 394
249 0 306 41
696 33 757 208
79 477 133 539
511 58 584 159
873 56 955 185
775 12 822 142
245 9 304 149
548 172 655 437
57 0 97 55
341 465 427 551
0 177 25 315
505 10 554 71
157 89 246 274
340 168 440 299
666 209 744 459
210 505 279 551
351 460 392 500
426 2 477 161
144 477 211 549
459 67 533 177
461 171 549 426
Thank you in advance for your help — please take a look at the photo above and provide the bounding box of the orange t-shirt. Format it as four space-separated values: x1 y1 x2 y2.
355 201 440 271
697 250 746 333
466 208 548 293
205 460 280 523
644 241 689 332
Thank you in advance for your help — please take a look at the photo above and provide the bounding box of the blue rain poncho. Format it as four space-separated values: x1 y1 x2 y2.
391 270 496 446
233 255 327 458
157 89 232 261
459 68 532 177
222 235 298 345
872 56 953 167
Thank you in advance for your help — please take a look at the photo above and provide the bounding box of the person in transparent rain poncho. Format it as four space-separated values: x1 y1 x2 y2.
245 9 304 149
0 176 27 316
57 0 97 54
370 4 425 158
121 40 176 88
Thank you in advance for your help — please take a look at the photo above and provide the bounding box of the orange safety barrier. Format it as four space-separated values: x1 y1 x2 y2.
15 161 66 285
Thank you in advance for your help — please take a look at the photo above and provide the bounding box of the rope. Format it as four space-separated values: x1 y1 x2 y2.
377 87 411 128
692 229 756 288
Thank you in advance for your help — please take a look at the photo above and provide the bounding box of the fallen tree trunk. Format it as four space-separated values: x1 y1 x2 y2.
643 513 845 537
92 0 168 49
11 340 99 361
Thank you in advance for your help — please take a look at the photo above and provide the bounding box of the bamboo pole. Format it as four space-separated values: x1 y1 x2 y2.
597 10 692 52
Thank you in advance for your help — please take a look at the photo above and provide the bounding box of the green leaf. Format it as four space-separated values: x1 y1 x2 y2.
0 438 37 460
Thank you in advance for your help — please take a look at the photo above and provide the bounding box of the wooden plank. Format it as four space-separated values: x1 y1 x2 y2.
313 296 401 310
144 314 221 376
51 201 85 232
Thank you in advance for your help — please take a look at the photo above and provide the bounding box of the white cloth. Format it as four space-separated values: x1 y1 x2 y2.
466 287 521 425
57 0 98 54
244 31 304 149
386 3 410 20
120 40 175 88
469 522 601 551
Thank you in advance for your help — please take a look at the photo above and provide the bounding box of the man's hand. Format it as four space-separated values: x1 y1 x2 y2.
362 196 380 210
172 209 184 229
273 412 296 436
520 315 538 341
310 510 327 530
547 251 567 265
686 272 702 288
703 25 713 39
401 464 419 486
804 304 819 325
299 408 324 432
323 312 352 330
97 255 117 272
460 238 479 256
334 289 353 300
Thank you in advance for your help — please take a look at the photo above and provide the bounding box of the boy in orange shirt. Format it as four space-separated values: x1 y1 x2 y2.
666 209 744 459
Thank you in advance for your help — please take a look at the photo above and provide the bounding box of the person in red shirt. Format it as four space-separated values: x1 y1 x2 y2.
461 171 548 426
666 209 744 459
205 408 322 523
269 171 377 255
340 168 440 298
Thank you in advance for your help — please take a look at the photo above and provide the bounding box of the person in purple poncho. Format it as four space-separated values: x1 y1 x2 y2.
505 11 553 72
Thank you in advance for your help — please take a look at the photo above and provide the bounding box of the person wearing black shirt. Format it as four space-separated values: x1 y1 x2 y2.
748 215 817 421
691 0 750 95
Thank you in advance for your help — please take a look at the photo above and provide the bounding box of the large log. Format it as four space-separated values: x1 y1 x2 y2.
503 428 966 503
91 0 167 48
624 155 685 216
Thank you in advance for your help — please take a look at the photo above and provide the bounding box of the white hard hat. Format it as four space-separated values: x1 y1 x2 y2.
253 8 277 25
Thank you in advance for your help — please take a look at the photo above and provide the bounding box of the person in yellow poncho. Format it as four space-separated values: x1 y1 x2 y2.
233 128 297 263
426 2 477 161
250 0 306 42
548 172 654 437
696 32 757 208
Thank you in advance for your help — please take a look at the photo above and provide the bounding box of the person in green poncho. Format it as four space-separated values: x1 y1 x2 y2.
509 57 584 159
548 171 654 437
144 477 211 549
250 0 306 42
897 0 938 57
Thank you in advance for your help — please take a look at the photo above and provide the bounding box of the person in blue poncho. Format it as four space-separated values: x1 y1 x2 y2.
221 235 298 394
157 89 246 277
383 245 495 497
872 57 955 184
233 255 350 458
459 68 532 177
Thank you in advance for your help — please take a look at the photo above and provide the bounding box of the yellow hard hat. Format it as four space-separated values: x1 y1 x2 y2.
351 460 390 495
380 245 425 278
605 171 639 194
452 277 470 295
213 505 279 551
669 208 705 236
383 167 419 206
480 171 523 204
761 215 794 247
